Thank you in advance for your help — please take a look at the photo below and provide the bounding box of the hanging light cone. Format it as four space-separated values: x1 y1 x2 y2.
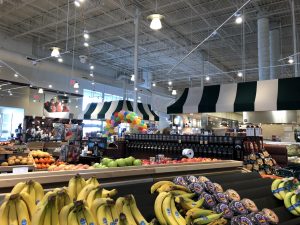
147 14 164 30
38 88 44 94
172 90 177 95
51 47 60 58
74 82 80 89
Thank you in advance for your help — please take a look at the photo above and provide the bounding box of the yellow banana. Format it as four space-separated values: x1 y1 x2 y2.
0 198 9 225
29 184 37 205
161 193 179 225
115 197 125 216
150 181 175 194
68 176 77 201
31 193 49 225
32 181 44 205
82 205 97 225
51 199 59 225
169 190 189 196
76 209 87 225
86 177 100 186
15 198 31 225
8 200 18 225
110 204 120 225
20 192 36 219
170 196 186 225
11 182 26 194
193 213 223 225
102 188 118 198
77 184 97 201
119 213 130 225
59 202 75 225
105 204 114 225
68 209 79 225
186 208 214 218
157 184 174 193
177 197 204 210
91 198 114 220
56 189 71 213
154 192 169 225
122 201 137 225
127 195 148 225
96 204 109 225
271 179 284 200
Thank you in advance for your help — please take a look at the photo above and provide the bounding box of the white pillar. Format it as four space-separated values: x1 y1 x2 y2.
269 28 280 80
257 17 270 80
290 0 299 77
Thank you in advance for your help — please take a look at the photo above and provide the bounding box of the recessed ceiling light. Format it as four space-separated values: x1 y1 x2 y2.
168 81 172 86
205 76 210 81
138 96 141 99
91 81 95 85
74 0 80 7
84 42 89 47
235 13 243 24
134 87 138 91
64 93 67 97
9 92 13 96
76 105 79 108
74 82 79 89
48 84 52 88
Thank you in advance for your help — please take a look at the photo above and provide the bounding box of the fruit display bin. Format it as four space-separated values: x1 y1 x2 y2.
0 160 242 193
107 172 300 225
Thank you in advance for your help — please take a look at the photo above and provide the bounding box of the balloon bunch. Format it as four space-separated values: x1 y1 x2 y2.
104 110 147 136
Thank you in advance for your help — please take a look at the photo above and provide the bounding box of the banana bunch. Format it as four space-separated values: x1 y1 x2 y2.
53 188 72 213
271 177 298 200
150 181 190 194
11 180 45 205
68 174 86 200
0 193 35 225
77 183 118 208
59 200 96 225
32 193 60 225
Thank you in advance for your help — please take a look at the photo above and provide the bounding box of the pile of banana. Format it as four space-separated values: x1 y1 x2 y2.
272 177 300 216
151 181 225 225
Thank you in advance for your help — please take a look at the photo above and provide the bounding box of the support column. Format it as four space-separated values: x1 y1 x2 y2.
133 8 139 112
257 17 270 80
290 0 298 77
269 27 280 80
122 79 127 100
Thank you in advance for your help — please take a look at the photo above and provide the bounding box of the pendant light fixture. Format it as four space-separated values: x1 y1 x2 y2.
83 30 89 39
205 76 210 81
168 81 172 86
131 74 135 81
74 0 80 7
51 47 60 58
237 71 243 77
172 90 177 96
58 57 63 63
147 0 164 30
38 88 44 94
288 56 294 64
235 12 243 24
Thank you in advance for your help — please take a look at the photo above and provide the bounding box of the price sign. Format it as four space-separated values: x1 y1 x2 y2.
13 167 29 174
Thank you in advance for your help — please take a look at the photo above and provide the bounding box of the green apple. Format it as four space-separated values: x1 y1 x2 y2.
124 157 133 166
133 159 142 166
93 163 100 168
107 160 118 168
102 158 113 166
116 158 126 167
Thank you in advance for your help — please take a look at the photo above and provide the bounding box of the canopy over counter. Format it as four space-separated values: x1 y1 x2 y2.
167 77 300 114
84 100 159 121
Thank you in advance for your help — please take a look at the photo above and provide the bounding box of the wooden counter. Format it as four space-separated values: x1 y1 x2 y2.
0 160 242 191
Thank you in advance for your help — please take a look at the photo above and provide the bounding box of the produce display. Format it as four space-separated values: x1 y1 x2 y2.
271 177 300 216
151 176 279 225
48 162 92 171
30 150 55 169
0 155 34 166
142 157 220 165
243 150 279 175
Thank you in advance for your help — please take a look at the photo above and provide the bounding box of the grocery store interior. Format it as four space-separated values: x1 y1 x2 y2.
0 0 300 224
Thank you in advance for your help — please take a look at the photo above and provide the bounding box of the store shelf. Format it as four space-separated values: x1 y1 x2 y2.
0 160 242 189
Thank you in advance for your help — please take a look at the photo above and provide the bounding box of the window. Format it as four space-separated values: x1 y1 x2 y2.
82 89 103 110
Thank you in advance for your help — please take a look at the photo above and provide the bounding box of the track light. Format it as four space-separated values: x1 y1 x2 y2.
237 71 243 77
83 30 89 39
51 47 60 58
205 76 210 81
74 82 79 89
131 74 135 81
288 57 294 64
38 88 44 94
147 14 164 30
235 12 243 24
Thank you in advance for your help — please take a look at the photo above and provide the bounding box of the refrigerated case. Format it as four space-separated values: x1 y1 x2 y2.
0 106 24 141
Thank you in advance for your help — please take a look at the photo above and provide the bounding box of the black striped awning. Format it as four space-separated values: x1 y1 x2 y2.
84 100 159 121
167 77 300 114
